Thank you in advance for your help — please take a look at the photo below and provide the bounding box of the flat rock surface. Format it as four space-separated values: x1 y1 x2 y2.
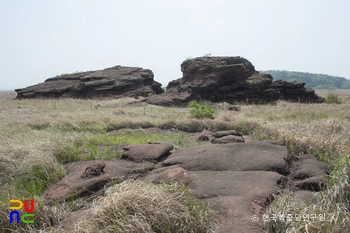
186 170 283 199
204 196 265 233
160 142 290 175
147 165 192 184
46 139 328 233
44 160 154 205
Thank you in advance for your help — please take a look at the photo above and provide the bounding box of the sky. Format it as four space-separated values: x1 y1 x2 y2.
1 0 350 91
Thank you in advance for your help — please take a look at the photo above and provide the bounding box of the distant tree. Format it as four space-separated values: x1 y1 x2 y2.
261 70 350 89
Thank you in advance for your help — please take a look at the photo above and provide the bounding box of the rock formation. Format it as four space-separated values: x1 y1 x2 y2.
146 56 324 105
15 66 164 99
44 130 328 233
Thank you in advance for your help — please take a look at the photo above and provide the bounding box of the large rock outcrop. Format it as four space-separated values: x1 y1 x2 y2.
44 130 329 233
15 66 164 99
146 56 323 105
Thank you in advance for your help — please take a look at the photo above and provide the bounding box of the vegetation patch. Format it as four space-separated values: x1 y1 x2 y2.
10 163 65 197
324 93 342 104
54 130 199 164
264 158 350 233
188 101 216 119
72 180 219 233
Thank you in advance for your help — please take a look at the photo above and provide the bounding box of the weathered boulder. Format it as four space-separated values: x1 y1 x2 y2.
15 66 164 99
121 143 174 163
146 56 323 105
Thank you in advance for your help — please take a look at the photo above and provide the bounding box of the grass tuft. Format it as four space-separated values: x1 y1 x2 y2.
324 93 342 104
72 180 220 233
53 130 202 164
264 161 350 233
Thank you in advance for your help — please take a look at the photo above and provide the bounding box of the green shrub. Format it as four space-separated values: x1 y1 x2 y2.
325 93 342 104
188 101 216 119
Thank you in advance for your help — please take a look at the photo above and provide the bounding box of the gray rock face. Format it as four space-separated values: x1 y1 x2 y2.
15 66 164 99
146 56 324 105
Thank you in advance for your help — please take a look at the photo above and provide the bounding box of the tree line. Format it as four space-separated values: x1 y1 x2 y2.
261 70 350 89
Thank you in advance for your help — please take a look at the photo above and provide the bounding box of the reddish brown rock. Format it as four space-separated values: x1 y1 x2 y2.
44 173 111 205
161 142 290 175
147 165 192 184
187 170 283 199
44 160 154 205
204 196 266 233
121 143 174 163
45 141 328 233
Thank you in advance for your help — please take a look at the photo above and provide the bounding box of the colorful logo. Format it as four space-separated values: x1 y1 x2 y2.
9 200 35 224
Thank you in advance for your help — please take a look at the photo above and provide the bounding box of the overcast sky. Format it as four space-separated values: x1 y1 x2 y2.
1 0 349 90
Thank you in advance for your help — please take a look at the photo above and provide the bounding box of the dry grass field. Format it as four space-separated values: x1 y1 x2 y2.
316 89 350 102
0 90 349 232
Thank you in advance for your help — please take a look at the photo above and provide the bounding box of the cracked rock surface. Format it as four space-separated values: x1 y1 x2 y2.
45 134 328 233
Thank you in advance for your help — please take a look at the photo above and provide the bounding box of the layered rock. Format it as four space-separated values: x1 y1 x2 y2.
146 56 323 105
44 130 329 233
15 66 164 99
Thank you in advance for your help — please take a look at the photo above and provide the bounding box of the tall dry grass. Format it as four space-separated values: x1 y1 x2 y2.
71 180 219 233
0 92 224 232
